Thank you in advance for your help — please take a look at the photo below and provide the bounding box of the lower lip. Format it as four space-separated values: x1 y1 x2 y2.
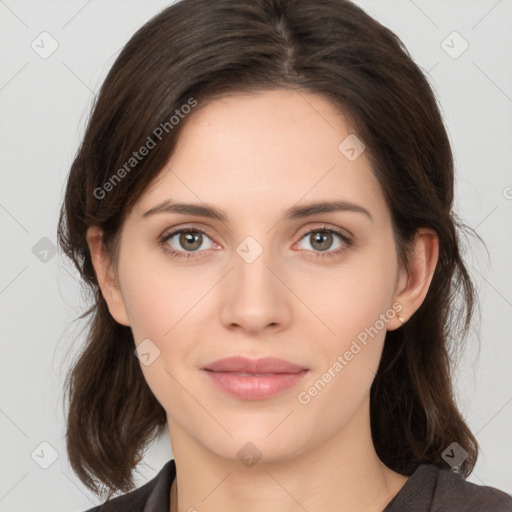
202 370 309 400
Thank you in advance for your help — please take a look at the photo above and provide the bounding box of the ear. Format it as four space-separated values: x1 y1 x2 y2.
86 226 130 326
387 227 439 331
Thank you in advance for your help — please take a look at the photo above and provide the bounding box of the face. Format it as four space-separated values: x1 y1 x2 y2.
102 90 408 463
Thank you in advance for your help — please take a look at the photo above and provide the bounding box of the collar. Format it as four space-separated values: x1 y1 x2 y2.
143 459 176 512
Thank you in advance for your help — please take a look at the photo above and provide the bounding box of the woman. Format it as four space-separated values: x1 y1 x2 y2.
57 0 512 510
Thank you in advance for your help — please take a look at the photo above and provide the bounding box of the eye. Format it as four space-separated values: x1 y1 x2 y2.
159 227 216 260
295 226 353 259
159 224 353 261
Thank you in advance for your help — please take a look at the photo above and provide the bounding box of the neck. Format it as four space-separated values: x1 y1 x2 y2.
168 397 408 512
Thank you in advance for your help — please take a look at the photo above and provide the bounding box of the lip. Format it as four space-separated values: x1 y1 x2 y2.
202 357 309 400
203 356 307 374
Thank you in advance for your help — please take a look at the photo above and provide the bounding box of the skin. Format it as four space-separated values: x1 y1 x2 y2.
87 89 439 512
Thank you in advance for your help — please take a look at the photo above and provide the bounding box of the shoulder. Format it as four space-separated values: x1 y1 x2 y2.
386 464 512 512
432 465 512 512
82 459 175 512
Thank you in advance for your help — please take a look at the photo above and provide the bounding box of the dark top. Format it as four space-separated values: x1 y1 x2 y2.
85 459 512 512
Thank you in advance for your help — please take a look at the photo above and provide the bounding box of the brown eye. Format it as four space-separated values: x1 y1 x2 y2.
161 228 215 258
309 230 334 252
296 227 352 259
178 231 204 251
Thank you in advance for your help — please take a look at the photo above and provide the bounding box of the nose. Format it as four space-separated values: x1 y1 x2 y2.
219 247 292 335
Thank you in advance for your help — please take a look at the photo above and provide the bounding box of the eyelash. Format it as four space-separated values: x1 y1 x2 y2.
158 225 353 261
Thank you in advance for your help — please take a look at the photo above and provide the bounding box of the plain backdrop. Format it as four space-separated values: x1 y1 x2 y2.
1 1 511 510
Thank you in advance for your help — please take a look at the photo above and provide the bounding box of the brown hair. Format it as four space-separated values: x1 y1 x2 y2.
58 0 480 499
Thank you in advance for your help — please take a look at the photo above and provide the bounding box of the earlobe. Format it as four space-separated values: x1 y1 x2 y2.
388 228 439 331
86 226 130 326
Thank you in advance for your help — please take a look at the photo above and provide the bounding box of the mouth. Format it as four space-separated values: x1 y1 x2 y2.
201 356 309 400
202 356 308 374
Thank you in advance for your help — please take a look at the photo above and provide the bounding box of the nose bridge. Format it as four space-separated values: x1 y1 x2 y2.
234 234 279 300
220 233 290 332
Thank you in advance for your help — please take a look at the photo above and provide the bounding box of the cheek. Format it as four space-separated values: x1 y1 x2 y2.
118 250 212 401
295 259 397 429
122 280 170 343
310 252 398 344
302 245 399 406
118 247 208 342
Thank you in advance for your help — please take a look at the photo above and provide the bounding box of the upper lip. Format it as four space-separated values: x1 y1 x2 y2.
202 356 307 374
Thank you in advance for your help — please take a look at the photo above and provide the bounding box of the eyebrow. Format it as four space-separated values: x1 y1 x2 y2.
142 199 373 222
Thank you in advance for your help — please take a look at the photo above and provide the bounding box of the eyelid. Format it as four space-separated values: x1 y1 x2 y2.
295 222 353 241
160 222 352 242
159 223 217 243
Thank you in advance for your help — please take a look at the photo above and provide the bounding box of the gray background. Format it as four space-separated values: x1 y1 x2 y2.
1 0 511 510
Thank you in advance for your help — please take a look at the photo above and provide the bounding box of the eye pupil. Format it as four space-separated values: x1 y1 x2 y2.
180 231 202 251
311 231 332 251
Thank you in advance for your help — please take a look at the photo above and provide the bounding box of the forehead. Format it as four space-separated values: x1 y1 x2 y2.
134 89 387 225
